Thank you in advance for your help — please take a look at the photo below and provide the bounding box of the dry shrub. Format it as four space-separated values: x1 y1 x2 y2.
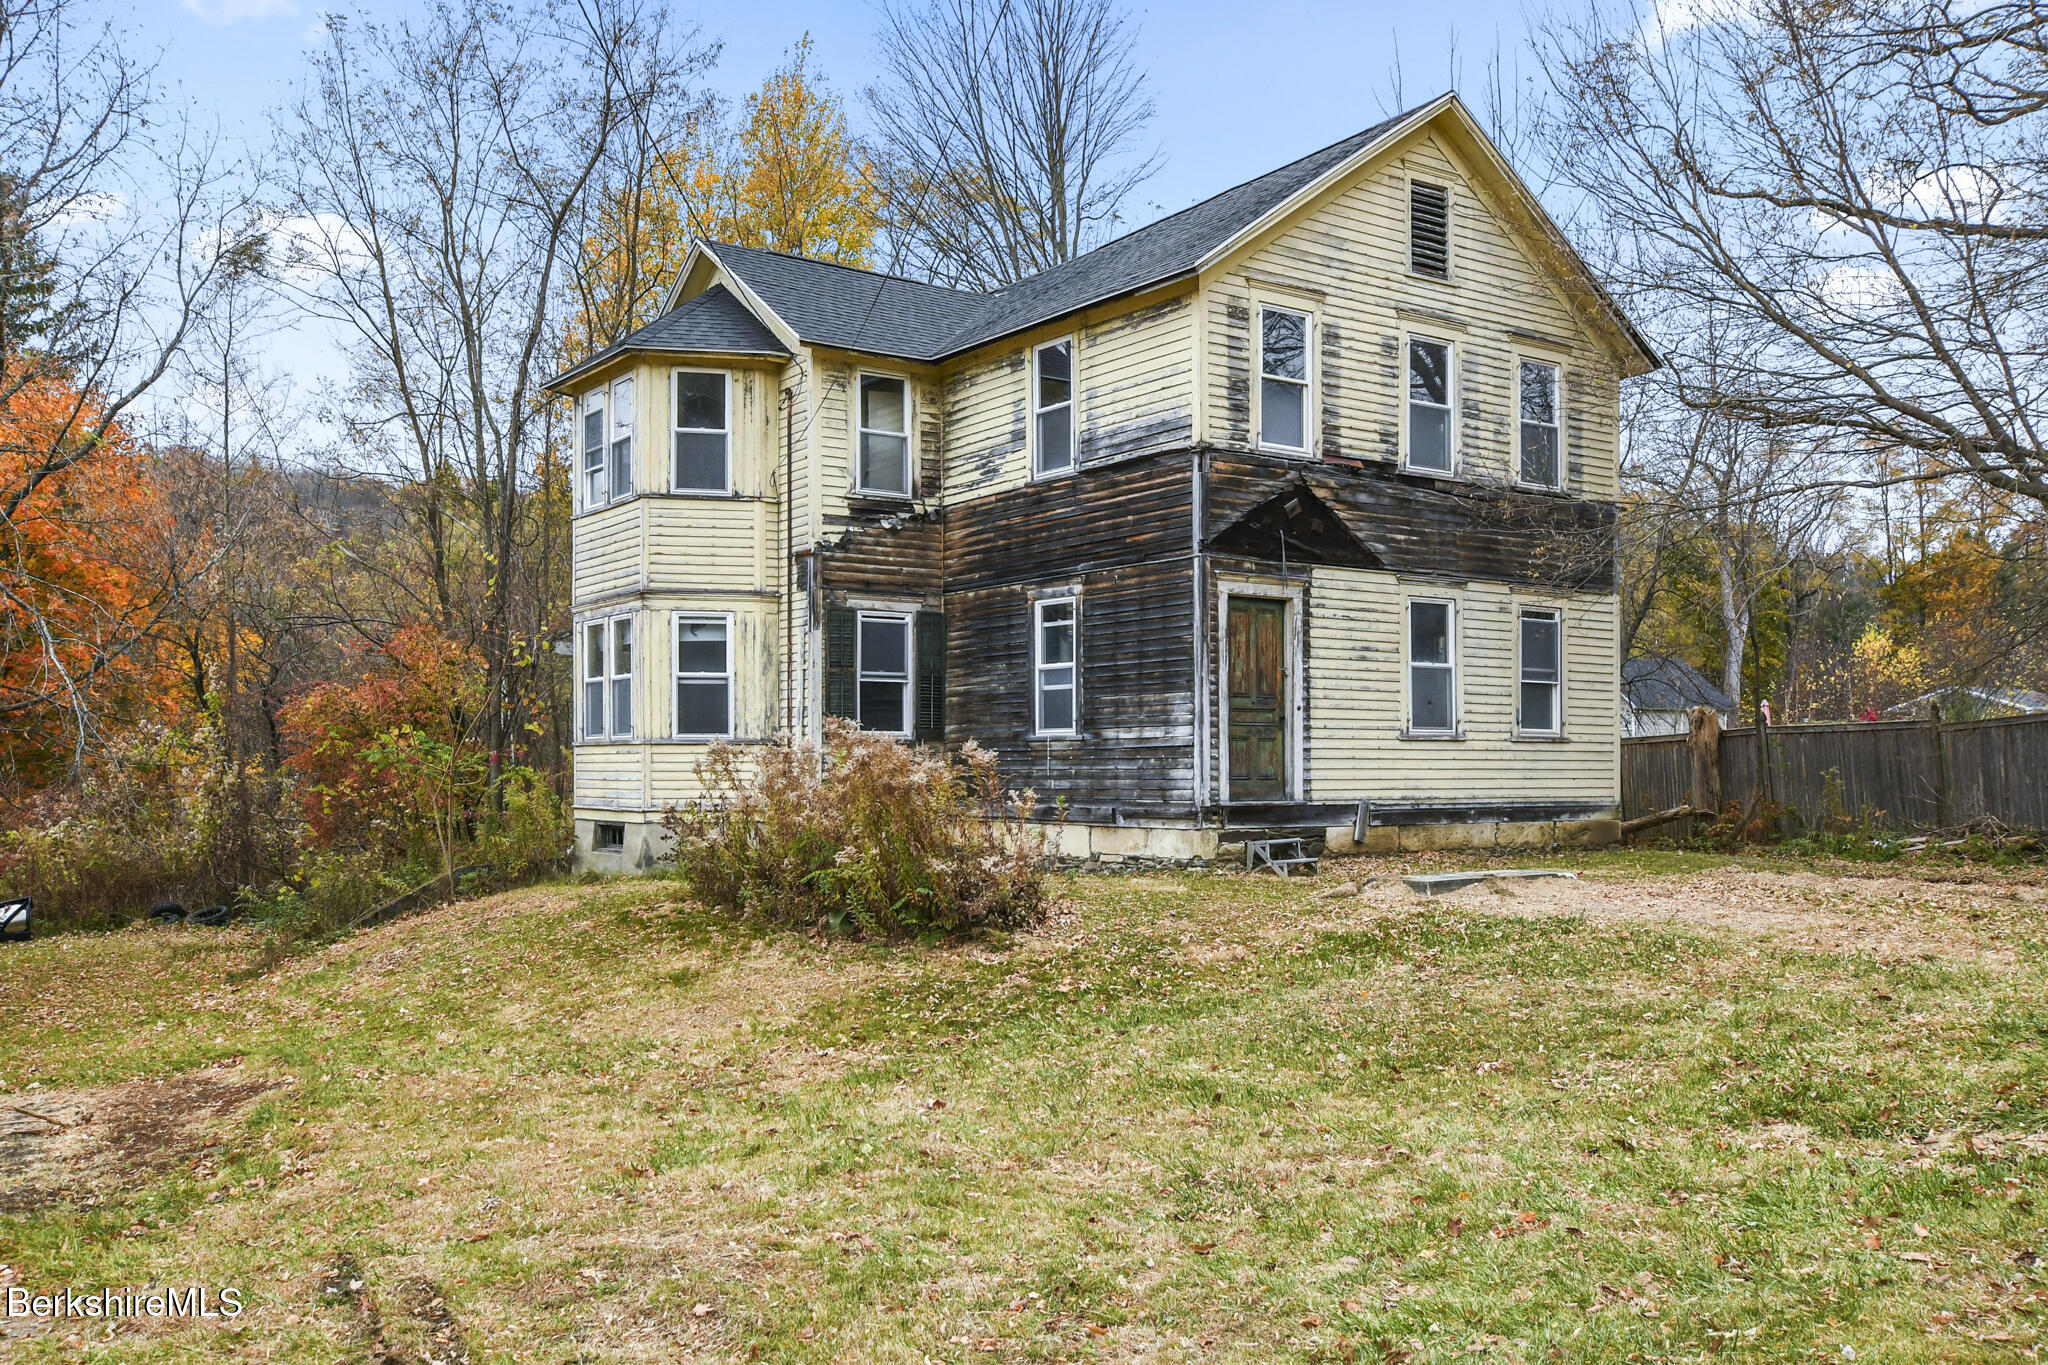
662 719 1050 937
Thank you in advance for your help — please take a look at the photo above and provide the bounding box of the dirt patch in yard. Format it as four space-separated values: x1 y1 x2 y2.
0 1063 278 1212
1344 866 2040 963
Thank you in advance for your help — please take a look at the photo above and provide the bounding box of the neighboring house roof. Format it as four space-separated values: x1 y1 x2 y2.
1882 686 2048 719
550 284 790 391
552 92 1657 385
1622 657 1735 713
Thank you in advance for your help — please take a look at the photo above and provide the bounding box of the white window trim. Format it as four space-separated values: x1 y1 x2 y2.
1516 605 1565 738
673 611 735 739
1031 336 1077 478
855 609 914 736
1032 595 1079 736
1404 596 1459 738
582 613 634 742
1255 303 1314 456
1516 357 1566 491
1402 334 1457 477
1407 176 1453 282
579 388 607 510
671 367 732 495
854 371 913 499
609 375 634 502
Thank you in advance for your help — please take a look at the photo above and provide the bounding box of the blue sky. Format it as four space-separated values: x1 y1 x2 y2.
121 0 1541 420
133 0 1538 227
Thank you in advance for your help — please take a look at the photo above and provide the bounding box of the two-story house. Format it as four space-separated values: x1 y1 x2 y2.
549 93 1657 868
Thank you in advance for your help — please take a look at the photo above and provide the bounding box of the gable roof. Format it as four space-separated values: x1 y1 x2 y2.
1622 657 1735 714
700 242 986 360
683 102 1433 364
567 93 1654 380
551 284 788 391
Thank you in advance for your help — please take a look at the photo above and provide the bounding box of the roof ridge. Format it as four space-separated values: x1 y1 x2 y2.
985 101 1436 301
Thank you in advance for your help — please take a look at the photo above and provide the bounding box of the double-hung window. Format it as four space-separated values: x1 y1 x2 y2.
1034 339 1074 475
581 390 607 506
1519 361 1562 488
856 612 912 734
857 374 910 496
673 370 729 492
608 377 634 499
674 614 732 737
1407 600 1456 735
1258 306 1310 451
1406 338 1453 473
1034 597 1077 734
583 616 632 740
1519 609 1562 735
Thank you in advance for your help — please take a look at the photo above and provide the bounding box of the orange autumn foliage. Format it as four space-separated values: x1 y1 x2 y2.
0 369 186 788
278 621 487 853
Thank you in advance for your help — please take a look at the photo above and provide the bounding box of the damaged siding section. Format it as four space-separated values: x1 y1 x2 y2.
1076 293 1195 466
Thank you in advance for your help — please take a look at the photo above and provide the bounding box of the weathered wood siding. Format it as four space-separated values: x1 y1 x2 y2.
943 450 1197 814
569 342 790 817
940 286 1197 503
1200 128 1622 499
806 347 943 537
1300 569 1619 804
1206 451 1617 593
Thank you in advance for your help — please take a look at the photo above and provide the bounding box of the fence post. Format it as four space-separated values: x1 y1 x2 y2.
1687 706 1722 813
1928 702 1952 829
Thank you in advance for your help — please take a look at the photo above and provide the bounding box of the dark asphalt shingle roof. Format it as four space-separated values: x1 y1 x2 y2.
1622 657 1735 713
704 242 986 359
701 104 1427 362
550 284 788 389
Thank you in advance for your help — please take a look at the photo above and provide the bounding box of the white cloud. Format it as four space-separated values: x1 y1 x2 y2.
1636 0 1756 49
48 191 128 230
182 0 299 27
1817 263 1903 314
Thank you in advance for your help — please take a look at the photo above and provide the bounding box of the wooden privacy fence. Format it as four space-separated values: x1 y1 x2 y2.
1621 713 2048 832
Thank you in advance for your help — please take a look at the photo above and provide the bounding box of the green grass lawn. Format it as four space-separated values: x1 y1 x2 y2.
2 851 2045 1362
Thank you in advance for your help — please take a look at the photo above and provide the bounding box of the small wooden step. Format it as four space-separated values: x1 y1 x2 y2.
1246 837 1320 877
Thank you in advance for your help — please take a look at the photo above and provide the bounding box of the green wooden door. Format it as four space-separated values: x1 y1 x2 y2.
1227 596 1287 801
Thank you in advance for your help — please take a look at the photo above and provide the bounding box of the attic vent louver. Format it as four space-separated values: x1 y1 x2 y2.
1410 182 1450 278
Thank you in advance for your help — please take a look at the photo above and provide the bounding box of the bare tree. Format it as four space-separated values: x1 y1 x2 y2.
281 0 713 808
866 0 1159 288
0 0 262 770
1535 0 2048 514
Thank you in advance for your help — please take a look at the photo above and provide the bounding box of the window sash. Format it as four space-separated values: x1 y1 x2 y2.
1519 610 1562 734
857 374 910 495
1258 308 1310 451
1407 339 1453 473
581 391 606 507
673 370 730 492
1034 340 1074 475
673 614 732 737
584 616 631 740
608 377 633 500
855 612 912 734
1034 599 1077 734
1407 601 1456 733
1518 362 1562 487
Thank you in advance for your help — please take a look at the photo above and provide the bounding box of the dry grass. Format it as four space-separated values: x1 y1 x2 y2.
1 852 2045 1362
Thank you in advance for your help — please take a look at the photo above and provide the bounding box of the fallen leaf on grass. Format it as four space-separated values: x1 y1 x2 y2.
691 1302 716 1318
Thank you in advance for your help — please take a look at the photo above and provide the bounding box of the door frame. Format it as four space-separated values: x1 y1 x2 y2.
1218 577 1305 804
